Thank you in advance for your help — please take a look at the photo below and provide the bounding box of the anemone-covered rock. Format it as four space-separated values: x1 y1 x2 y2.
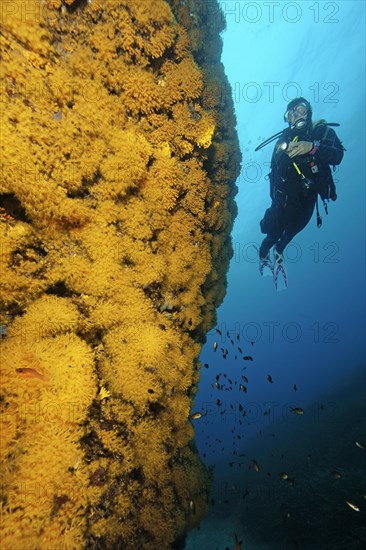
0 1 240 548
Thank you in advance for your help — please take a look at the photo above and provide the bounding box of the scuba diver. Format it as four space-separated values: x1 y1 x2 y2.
256 97 344 289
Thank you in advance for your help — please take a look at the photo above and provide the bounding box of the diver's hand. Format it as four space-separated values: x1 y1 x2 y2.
286 141 313 158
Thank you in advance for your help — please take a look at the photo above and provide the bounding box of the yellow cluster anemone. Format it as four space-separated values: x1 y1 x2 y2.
0 0 241 548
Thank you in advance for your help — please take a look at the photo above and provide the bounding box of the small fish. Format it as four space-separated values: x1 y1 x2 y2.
238 347 243 354
241 375 248 383
239 384 247 393
214 341 218 351
331 470 342 479
190 412 202 420
243 356 253 361
267 375 273 383
293 384 297 391
189 499 196 514
290 407 304 415
204 363 209 368
251 459 260 472
346 501 360 512
279 472 288 480
234 533 242 550
216 328 222 335
16 367 46 381
355 441 365 449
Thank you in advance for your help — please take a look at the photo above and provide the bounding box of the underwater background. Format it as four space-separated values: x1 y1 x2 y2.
187 1 366 549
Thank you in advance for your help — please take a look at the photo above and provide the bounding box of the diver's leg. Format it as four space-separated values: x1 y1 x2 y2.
272 199 315 288
275 198 316 254
259 203 285 259
259 234 278 259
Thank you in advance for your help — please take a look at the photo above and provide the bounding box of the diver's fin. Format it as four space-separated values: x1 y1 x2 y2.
257 246 274 278
273 249 288 290
259 257 274 277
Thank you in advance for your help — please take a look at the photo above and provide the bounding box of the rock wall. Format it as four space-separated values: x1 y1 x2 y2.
0 1 241 548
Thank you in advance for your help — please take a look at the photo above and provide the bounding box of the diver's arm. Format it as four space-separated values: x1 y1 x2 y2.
313 128 344 165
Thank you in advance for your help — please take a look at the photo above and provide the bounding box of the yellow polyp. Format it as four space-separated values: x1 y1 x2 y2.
196 122 216 148
97 386 111 400
157 142 172 158
0 0 241 548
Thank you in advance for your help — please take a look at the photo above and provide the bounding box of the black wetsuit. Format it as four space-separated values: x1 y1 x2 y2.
259 122 344 258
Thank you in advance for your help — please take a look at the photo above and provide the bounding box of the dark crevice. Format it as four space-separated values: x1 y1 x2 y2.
67 168 102 199
0 302 25 319
67 187 91 199
115 185 140 204
121 256 135 268
77 327 104 347
45 281 76 298
79 430 114 462
0 193 30 223
63 0 89 14
148 401 166 417
142 282 163 305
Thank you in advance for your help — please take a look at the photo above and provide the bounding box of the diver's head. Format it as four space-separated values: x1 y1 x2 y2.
284 97 312 131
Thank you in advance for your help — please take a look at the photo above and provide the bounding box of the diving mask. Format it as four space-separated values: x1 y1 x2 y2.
284 102 308 122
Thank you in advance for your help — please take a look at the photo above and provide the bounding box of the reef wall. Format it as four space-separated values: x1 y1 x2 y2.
0 1 241 548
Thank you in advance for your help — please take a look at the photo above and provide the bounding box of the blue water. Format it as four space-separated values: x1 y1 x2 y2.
187 1 366 548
